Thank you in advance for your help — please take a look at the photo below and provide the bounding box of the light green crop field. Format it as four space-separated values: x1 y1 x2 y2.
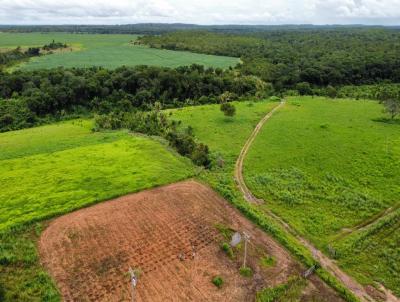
0 119 194 301
243 97 400 294
0 32 239 70
0 119 194 232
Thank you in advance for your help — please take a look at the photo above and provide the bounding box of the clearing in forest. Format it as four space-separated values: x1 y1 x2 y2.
39 181 342 302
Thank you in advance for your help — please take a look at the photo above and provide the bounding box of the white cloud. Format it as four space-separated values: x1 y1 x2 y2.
0 0 399 25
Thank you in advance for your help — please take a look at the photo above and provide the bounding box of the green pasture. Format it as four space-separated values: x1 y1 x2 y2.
0 32 239 70
168 100 277 165
243 96 400 294
0 119 194 232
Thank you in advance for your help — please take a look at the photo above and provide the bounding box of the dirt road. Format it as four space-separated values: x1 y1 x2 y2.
233 99 398 302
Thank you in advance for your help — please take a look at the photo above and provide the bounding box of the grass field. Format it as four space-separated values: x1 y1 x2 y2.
0 119 194 301
168 100 277 166
0 119 194 232
243 97 400 294
0 32 239 70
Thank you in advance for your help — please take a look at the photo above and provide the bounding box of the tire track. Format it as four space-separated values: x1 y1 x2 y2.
233 99 395 302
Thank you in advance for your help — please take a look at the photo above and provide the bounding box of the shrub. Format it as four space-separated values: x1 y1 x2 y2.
296 82 313 96
239 266 253 277
259 256 276 268
191 143 211 167
221 242 234 259
220 102 236 117
212 276 224 288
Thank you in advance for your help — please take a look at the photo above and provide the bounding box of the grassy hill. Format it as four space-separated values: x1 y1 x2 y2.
0 32 239 70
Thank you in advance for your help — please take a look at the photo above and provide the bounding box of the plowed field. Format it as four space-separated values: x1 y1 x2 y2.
40 181 341 301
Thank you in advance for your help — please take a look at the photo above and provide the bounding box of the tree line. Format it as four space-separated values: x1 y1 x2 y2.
0 47 40 69
0 41 67 70
0 64 268 132
95 104 211 167
1 24 398 35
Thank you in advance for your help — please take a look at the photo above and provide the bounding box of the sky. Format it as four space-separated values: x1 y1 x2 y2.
0 0 399 25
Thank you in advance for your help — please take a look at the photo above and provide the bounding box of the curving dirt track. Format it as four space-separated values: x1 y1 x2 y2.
40 180 341 302
234 99 399 302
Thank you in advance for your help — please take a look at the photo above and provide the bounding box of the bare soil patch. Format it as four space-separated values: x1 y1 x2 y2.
40 180 341 301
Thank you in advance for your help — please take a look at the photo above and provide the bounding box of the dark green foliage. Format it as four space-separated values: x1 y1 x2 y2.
0 64 263 132
0 99 36 132
94 109 211 167
326 85 338 98
239 266 253 277
140 29 400 88
0 47 40 68
295 82 312 96
220 102 236 117
0 283 4 301
212 276 224 288
42 40 67 51
25 47 40 56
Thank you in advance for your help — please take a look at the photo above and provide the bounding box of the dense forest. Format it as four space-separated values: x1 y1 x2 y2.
0 65 266 132
2 24 399 35
139 29 400 89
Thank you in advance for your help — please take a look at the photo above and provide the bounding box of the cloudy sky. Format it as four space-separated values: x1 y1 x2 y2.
0 0 399 25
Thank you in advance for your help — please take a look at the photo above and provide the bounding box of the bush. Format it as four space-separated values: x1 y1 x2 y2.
296 82 313 96
259 256 276 268
221 242 234 259
212 276 224 288
220 102 236 117
191 143 211 167
239 266 253 277
326 85 338 98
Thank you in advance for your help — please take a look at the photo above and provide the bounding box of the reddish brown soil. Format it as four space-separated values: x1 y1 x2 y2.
40 180 342 301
